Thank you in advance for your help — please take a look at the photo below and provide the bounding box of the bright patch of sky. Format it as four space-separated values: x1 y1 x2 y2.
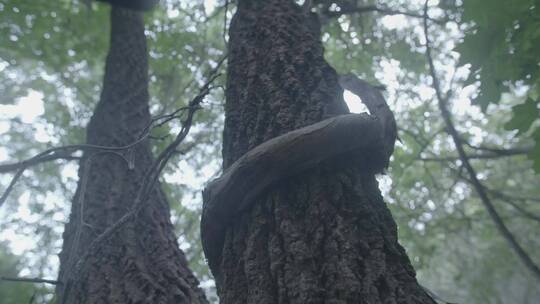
344 90 368 114
380 15 409 31
204 0 217 14
60 163 79 182
0 90 44 124
167 0 217 17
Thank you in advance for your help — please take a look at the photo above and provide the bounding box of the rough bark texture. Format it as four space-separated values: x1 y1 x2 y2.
213 0 437 303
56 8 207 304
202 113 386 274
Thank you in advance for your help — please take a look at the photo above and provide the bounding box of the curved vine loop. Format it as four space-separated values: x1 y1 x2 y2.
201 76 398 276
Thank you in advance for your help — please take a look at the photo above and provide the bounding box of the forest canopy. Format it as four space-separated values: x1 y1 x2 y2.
0 0 539 303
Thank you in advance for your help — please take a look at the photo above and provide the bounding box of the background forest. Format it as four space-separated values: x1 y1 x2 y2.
0 0 539 303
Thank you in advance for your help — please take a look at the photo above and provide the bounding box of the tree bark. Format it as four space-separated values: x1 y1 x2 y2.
210 0 436 303
56 7 207 304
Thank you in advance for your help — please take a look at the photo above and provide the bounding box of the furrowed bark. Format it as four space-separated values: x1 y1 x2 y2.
202 0 436 303
56 7 207 303
202 113 384 275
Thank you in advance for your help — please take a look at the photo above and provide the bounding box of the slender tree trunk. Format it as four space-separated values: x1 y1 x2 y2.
214 1 436 303
56 7 207 303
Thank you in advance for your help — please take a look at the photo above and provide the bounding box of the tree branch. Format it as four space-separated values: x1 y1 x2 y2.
423 0 540 281
497 196 540 224
465 142 534 156
448 165 540 224
64 55 226 289
0 65 226 208
418 146 531 162
0 139 146 208
0 152 80 174
322 4 446 24
1 276 60 285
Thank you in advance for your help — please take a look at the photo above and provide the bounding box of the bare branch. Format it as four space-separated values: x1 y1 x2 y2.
1 152 80 208
448 165 540 223
0 168 25 208
465 142 534 156
398 127 445 171
1 276 60 285
418 146 531 162
498 196 540 224
0 152 80 174
322 4 446 24
483 188 540 223
0 68 226 208
0 138 146 208
64 55 227 289
423 0 540 281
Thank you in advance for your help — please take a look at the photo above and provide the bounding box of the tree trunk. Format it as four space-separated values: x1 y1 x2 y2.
212 1 436 303
56 7 207 304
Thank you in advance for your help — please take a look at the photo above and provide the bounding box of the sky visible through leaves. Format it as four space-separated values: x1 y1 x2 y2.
0 0 539 303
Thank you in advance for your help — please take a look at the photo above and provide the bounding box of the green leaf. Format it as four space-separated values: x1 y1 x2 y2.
504 97 540 135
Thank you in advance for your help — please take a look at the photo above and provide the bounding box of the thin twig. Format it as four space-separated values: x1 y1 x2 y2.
418 147 531 162
0 168 25 208
322 4 446 24
0 141 142 208
423 0 540 281
0 95 219 208
486 188 540 203
446 164 540 224
480 187 540 223
399 126 445 171
465 142 534 156
0 153 80 174
1 276 60 285
496 196 540 224
28 291 36 304
64 56 226 291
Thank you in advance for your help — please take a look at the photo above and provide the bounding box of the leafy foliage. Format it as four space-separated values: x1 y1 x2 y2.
0 1 539 303
456 0 540 171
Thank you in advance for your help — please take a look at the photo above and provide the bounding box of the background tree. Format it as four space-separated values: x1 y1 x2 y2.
55 4 207 303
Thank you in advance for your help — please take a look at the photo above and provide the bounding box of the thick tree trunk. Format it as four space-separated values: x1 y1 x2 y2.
212 0 436 303
56 7 207 304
